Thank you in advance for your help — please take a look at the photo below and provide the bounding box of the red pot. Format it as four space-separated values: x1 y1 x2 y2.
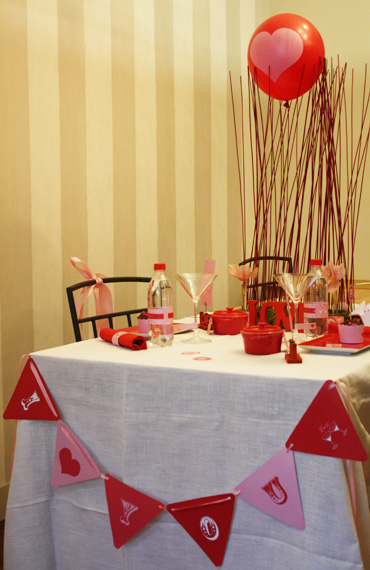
212 307 248 335
241 321 283 355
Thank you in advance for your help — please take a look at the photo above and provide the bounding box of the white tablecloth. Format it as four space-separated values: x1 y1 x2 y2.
4 332 370 570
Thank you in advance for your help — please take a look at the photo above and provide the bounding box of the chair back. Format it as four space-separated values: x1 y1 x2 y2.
66 276 151 341
239 256 294 302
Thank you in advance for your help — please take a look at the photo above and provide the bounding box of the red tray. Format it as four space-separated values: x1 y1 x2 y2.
299 333 370 354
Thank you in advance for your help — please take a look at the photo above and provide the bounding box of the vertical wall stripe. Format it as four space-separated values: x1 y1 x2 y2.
173 0 195 316
240 0 255 252
227 0 244 306
193 0 212 271
0 0 33 481
155 0 177 286
111 0 136 274
210 0 228 310
84 0 114 275
28 0 63 351
58 0 88 340
111 0 141 311
134 0 158 276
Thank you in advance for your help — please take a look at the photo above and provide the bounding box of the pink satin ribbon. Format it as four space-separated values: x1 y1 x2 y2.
70 257 113 337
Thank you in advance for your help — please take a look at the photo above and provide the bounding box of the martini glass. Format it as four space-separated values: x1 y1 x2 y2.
273 273 318 341
176 272 218 343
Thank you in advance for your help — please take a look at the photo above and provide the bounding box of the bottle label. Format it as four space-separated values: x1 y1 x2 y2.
303 302 328 318
148 306 174 325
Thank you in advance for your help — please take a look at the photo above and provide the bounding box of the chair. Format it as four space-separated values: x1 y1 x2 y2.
66 276 151 341
239 256 293 302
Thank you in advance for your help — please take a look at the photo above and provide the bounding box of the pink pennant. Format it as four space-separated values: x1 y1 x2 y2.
200 260 216 308
286 380 367 461
3 357 60 421
235 448 305 530
104 475 165 549
167 493 235 567
51 421 101 486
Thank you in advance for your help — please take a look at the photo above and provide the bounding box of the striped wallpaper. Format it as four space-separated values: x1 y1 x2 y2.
0 0 256 497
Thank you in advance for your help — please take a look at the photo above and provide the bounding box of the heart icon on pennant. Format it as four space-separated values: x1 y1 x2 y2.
59 447 81 477
250 29 304 82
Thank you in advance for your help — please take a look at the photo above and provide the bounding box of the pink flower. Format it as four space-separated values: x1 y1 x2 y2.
228 264 258 282
321 261 345 294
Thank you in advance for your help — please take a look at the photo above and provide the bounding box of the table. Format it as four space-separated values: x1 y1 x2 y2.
4 332 370 570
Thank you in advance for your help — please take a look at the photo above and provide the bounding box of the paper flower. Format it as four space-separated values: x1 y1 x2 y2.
321 261 345 294
228 264 258 282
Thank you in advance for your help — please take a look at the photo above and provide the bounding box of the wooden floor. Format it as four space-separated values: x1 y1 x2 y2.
0 519 4 570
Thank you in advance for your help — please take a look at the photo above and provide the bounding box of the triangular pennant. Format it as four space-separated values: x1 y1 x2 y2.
286 380 367 461
167 493 235 567
234 448 305 529
51 421 101 486
3 357 60 421
104 474 165 549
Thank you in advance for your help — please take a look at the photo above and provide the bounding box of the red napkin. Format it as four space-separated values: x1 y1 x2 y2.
100 328 147 350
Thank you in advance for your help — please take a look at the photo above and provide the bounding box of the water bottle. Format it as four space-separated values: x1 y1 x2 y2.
303 259 328 338
147 263 174 347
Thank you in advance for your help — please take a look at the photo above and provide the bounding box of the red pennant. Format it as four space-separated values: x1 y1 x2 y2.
3 357 60 421
167 493 235 567
286 380 367 461
235 448 305 529
104 474 165 549
51 421 101 486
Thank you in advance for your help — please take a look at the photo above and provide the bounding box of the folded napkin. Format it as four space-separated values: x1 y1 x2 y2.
100 328 147 350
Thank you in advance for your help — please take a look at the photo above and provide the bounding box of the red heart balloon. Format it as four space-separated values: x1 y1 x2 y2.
59 447 81 477
248 13 325 101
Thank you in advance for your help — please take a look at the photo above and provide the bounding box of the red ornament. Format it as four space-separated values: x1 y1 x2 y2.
248 13 325 101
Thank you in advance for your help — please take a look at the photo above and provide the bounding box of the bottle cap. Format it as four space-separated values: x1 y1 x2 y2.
310 259 322 266
154 263 166 270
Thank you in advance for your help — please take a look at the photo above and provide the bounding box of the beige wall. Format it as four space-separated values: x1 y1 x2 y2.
0 0 255 508
265 0 370 280
1 0 370 518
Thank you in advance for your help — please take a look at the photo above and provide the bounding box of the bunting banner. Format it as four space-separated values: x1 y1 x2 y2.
3 356 60 421
167 493 235 567
286 380 367 461
4 359 368 565
235 448 305 529
51 420 101 486
104 474 165 549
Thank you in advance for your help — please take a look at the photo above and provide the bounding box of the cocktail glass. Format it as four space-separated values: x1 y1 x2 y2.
176 272 218 344
273 273 317 341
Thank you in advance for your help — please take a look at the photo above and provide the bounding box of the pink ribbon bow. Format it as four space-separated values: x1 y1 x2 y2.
70 257 113 337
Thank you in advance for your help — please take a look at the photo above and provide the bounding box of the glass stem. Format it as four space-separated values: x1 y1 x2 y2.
192 300 200 341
